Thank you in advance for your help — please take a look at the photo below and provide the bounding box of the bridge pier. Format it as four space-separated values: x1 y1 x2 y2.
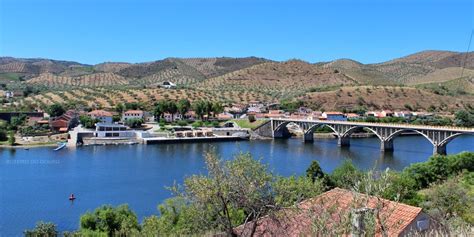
433 144 447 155
303 132 314 143
380 140 394 152
338 136 350 147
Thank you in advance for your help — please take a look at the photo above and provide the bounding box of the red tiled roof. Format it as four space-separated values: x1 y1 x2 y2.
324 111 344 115
235 188 423 237
88 110 113 117
124 110 144 114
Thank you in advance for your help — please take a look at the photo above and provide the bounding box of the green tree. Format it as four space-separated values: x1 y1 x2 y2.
115 103 125 115
166 100 178 121
24 221 58 237
177 99 191 118
306 160 325 182
192 100 206 120
8 130 15 146
170 151 276 236
330 160 363 189
153 100 169 120
212 102 224 117
47 103 65 117
79 204 140 236
125 118 143 128
273 175 323 206
454 110 474 127
79 115 99 129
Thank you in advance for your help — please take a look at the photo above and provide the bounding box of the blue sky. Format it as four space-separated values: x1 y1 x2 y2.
0 0 472 64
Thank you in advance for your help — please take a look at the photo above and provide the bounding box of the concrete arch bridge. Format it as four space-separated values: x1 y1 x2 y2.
254 118 474 155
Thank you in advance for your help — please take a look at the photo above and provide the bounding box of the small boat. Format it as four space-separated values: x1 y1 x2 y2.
54 142 67 151
69 193 76 201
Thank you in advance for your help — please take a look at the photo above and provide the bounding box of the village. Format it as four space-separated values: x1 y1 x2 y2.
0 97 452 148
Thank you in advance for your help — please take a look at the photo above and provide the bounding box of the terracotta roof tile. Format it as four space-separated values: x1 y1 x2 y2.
235 188 423 237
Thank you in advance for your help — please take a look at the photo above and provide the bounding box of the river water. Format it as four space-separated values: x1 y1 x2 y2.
0 135 473 236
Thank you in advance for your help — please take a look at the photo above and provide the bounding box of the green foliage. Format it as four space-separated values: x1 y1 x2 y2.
248 114 256 123
0 129 7 141
47 103 65 117
177 120 188 126
454 109 474 127
273 175 323 206
79 204 140 236
403 152 474 190
329 160 363 189
191 120 204 128
279 99 303 113
24 221 58 237
7 130 15 146
124 118 143 128
79 115 99 129
421 176 474 224
306 160 325 182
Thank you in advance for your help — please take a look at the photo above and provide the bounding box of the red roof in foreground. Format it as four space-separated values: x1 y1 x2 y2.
235 188 423 237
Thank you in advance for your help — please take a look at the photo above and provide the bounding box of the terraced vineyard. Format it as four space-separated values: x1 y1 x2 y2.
300 86 474 111
195 61 357 98
19 87 274 110
27 73 129 89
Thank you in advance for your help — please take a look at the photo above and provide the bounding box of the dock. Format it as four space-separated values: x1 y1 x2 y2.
142 136 248 144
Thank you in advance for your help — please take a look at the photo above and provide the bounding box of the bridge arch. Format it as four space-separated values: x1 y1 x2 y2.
341 126 383 141
305 123 339 136
439 133 466 147
385 129 435 146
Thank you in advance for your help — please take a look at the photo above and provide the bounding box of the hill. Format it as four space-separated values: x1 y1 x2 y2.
195 60 358 98
323 50 474 85
300 86 474 112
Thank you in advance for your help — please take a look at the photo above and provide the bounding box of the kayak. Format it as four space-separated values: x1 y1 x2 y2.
54 142 67 151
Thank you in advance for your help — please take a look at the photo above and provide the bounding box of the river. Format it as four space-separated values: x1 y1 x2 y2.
0 135 473 236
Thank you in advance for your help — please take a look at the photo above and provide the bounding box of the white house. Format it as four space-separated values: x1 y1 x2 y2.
122 110 144 121
163 112 182 122
94 123 136 138
88 110 113 124
322 112 347 121
160 81 177 89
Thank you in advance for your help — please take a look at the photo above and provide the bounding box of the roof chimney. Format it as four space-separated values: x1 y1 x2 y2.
351 207 373 237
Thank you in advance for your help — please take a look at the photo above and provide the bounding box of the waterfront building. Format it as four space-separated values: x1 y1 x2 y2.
88 110 113 124
49 110 79 133
321 111 347 121
94 123 135 138
235 188 435 236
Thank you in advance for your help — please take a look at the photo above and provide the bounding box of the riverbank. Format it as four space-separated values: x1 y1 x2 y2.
0 141 58 149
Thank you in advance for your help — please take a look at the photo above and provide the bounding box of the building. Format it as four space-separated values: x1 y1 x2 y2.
235 188 435 237
394 111 412 119
381 110 394 117
322 112 347 121
217 112 233 121
94 123 135 138
160 81 177 89
122 110 144 121
88 110 113 124
0 112 44 123
366 111 381 118
345 113 361 120
308 111 323 120
49 110 79 133
163 112 182 122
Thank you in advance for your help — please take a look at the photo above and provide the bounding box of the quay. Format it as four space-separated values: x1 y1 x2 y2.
142 135 248 144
